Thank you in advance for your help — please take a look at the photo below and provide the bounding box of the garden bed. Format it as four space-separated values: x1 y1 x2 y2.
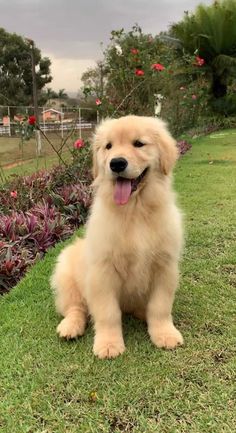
0 147 92 293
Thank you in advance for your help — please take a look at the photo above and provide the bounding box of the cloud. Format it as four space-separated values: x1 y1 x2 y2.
0 0 212 92
0 0 212 58
45 54 96 93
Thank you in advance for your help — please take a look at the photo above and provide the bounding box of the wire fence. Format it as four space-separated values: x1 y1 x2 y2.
0 105 98 138
0 106 98 177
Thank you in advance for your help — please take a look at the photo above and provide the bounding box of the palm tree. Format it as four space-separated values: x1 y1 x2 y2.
171 0 236 98
46 88 58 104
58 89 68 99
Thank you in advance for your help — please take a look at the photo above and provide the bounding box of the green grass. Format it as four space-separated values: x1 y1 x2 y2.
1 150 73 180
0 129 93 180
0 134 64 165
0 131 236 433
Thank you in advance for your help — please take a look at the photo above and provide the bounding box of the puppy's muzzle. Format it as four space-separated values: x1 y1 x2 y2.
110 157 128 173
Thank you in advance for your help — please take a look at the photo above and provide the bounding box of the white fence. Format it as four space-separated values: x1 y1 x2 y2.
0 125 11 136
0 106 98 138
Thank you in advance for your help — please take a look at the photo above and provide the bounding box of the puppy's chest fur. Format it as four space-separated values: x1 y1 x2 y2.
87 198 175 294
105 215 167 294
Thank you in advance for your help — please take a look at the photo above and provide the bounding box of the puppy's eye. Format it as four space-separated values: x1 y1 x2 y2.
133 140 145 148
105 143 112 150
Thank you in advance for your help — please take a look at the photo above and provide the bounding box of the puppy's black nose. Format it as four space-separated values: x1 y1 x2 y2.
110 157 128 173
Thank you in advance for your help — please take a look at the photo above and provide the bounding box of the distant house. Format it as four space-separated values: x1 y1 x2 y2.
3 116 10 125
42 109 63 122
14 115 24 122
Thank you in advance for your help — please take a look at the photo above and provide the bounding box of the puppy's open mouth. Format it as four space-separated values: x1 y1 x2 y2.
114 167 149 206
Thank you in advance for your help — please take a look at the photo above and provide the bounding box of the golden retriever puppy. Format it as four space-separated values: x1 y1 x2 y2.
51 115 184 359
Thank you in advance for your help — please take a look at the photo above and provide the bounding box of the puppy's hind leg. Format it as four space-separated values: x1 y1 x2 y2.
51 241 88 339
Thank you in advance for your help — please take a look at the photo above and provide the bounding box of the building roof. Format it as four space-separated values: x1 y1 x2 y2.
42 108 63 114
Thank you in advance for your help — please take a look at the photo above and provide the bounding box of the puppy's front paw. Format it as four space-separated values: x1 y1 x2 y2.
93 337 125 359
57 317 85 339
150 324 184 350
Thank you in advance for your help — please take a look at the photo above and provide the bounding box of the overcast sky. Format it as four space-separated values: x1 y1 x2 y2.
0 0 212 94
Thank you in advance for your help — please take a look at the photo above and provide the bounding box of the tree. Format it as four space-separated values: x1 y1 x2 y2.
0 28 52 106
81 61 108 99
58 89 68 99
81 25 175 117
171 0 236 98
46 88 58 99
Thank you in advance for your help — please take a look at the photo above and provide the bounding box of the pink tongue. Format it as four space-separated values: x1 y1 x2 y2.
114 178 132 205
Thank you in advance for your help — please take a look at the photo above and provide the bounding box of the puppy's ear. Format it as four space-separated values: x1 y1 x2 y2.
92 118 111 180
157 122 178 175
92 146 98 179
91 131 99 179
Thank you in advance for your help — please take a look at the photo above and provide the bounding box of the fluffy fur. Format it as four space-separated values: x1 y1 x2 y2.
51 115 184 359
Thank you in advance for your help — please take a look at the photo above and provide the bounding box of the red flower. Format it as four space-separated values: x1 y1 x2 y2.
152 63 165 71
28 115 36 125
135 69 144 76
194 56 205 66
10 191 18 198
131 48 139 55
95 98 102 106
192 94 197 100
73 139 85 149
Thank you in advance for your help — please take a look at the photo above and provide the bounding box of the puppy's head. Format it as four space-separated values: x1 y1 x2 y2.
93 115 178 206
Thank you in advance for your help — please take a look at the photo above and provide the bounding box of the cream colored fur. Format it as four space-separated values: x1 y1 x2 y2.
51 115 184 359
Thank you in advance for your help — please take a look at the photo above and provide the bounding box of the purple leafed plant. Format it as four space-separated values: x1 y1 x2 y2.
0 154 92 293
177 140 192 156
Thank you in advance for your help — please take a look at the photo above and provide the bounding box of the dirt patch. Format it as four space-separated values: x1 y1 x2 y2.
2 158 35 170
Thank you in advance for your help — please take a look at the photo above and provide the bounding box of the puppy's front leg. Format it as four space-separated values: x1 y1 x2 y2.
86 264 125 359
147 263 183 349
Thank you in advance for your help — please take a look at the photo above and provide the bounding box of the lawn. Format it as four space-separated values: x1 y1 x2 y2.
0 131 235 433
0 129 94 180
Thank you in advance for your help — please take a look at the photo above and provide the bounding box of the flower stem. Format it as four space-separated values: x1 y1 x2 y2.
111 78 148 118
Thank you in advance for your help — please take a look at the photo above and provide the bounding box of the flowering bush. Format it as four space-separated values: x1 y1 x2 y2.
82 25 175 117
81 25 212 134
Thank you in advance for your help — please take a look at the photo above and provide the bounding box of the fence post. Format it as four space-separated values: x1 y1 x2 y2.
28 39 42 156
79 108 82 139
43 107 45 132
7 106 11 137
61 106 64 139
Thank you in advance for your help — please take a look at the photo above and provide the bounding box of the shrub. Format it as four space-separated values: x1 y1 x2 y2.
210 94 236 116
